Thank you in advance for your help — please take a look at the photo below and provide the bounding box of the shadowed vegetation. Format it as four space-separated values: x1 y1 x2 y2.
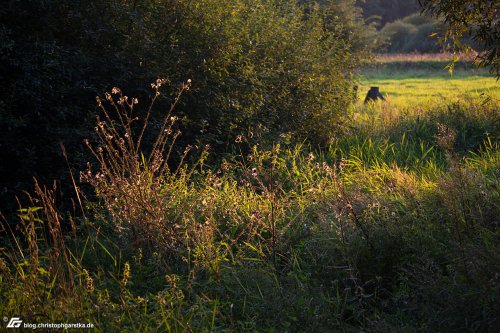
2 68 499 331
0 1 499 332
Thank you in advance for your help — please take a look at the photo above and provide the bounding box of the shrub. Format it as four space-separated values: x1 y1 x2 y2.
380 21 418 52
178 0 363 146
401 13 435 26
403 23 442 53
0 0 369 213
379 13 443 53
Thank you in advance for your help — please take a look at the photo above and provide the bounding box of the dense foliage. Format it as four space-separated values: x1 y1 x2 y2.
1 75 498 331
355 1 445 54
380 14 443 53
357 0 420 28
1 0 498 330
0 0 371 212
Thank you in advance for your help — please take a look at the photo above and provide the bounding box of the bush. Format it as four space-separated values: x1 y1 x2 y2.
0 0 368 213
379 14 443 53
380 21 418 52
401 13 435 26
403 22 442 53
176 0 363 145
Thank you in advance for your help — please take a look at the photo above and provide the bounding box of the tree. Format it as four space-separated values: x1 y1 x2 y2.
418 0 499 76
356 0 420 28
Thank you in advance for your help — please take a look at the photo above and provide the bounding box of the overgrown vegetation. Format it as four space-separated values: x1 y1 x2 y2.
1 1 499 332
0 0 372 212
379 14 443 53
1 63 499 331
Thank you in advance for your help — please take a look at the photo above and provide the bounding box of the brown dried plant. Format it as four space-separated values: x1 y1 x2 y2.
80 79 207 254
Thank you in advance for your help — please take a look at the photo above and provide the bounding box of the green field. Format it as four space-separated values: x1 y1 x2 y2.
359 63 500 107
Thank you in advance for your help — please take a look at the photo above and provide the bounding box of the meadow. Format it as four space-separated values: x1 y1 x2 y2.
360 54 500 107
1 57 499 332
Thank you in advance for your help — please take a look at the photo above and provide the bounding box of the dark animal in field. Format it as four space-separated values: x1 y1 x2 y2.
364 86 385 103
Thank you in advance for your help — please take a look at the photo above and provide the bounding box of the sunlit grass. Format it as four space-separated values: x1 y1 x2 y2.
359 56 500 107
1 58 499 332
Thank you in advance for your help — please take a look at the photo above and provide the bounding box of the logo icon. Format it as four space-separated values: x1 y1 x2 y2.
6 317 22 328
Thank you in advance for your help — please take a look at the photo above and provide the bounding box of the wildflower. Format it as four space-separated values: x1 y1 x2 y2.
111 87 121 94
118 96 128 105
122 262 131 286
338 158 347 171
251 167 258 177
83 269 94 293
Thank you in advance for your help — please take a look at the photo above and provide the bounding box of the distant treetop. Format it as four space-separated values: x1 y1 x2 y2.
356 0 420 28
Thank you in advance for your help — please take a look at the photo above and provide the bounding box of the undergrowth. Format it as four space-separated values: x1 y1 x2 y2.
1 80 498 332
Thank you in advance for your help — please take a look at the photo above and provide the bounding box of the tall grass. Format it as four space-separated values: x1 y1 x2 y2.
1 78 499 331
